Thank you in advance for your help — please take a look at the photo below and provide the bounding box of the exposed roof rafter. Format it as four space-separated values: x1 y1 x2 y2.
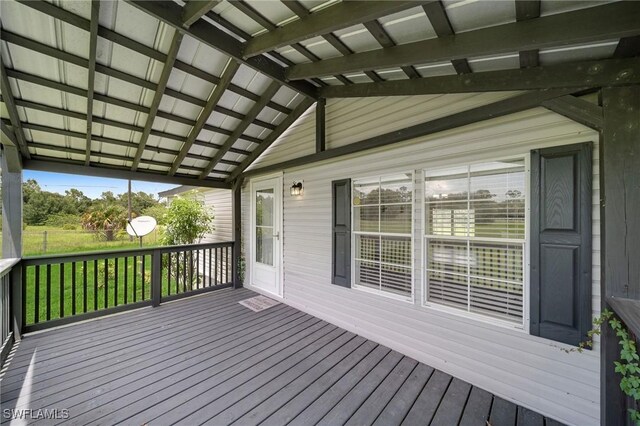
286 2 640 80
169 60 241 176
515 0 541 68
0 60 30 159
200 81 281 179
182 0 220 28
422 1 472 74
363 20 420 79
85 0 100 165
131 31 184 171
127 0 318 99
226 97 315 182
242 1 429 58
318 58 640 98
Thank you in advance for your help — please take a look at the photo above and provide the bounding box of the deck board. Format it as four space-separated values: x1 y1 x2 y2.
0 288 564 425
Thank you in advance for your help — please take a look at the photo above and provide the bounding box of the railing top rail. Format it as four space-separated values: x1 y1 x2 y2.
21 241 234 266
0 258 20 278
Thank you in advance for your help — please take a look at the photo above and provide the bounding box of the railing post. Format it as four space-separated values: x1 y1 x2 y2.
232 177 243 289
10 262 23 341
151 250 162 307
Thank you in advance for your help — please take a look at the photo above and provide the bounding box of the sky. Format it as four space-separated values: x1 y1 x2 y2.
23 170 180 199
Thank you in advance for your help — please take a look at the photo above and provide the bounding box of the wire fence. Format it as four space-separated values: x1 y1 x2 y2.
13 228 163 256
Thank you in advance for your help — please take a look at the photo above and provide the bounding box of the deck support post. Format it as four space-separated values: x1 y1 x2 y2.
1 146 22 259
316 98 326 153
600 85 640 425
232 178 243 288
151 251 162 307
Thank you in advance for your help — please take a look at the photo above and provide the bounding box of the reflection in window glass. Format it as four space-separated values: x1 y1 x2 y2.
255 189 274 266
353 173 413 298
425 160 526 325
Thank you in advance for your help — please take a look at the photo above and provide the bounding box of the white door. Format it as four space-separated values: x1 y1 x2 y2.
251 176 282 296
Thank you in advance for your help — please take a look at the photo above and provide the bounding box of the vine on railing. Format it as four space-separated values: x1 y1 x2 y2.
562 309 639 424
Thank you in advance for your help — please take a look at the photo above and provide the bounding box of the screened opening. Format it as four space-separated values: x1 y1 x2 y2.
424 159 526 324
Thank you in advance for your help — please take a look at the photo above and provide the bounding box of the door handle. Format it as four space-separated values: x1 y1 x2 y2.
273 232 280 240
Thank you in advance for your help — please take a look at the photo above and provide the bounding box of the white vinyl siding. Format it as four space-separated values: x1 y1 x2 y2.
242 94 601 426
424 159 527 326
352 174 413 300
193 189 233 243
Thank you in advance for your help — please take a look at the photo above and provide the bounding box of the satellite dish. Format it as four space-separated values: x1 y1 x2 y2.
126 216 157 238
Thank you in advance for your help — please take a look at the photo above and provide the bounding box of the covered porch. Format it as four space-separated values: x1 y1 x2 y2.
0 287 559 426
1 0 639 424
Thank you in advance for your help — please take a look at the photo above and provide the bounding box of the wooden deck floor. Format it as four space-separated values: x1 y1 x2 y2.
0 288 563 426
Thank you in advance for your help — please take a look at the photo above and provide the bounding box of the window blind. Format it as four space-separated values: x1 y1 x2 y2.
425 160 526 324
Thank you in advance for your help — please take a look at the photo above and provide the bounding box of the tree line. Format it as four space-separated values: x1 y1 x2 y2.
20 179 167 239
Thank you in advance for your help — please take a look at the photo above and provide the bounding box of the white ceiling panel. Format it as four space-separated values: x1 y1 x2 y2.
299 36 342 61
415 62 458 78
468 53 520 72
539 40 619 65
214 1 263 36
186 38 231 77
243 123 269 139
244 0 295 26
444 0 515 33
379 6 436 45
333 24 379 54
56 0 92 21
541 0 616 16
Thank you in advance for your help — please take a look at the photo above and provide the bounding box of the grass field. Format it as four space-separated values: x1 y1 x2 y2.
0 225 163 256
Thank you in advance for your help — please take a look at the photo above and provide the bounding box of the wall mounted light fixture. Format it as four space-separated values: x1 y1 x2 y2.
290 181 303 196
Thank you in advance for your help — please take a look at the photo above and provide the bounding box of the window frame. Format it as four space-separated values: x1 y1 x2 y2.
420 154 531 331
350 171 416 303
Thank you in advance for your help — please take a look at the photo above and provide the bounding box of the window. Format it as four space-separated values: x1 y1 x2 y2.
424 159 526 325
353 173 413 299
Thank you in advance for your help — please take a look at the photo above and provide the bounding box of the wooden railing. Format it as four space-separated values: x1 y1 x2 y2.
0 258 19 367
19 242 234 333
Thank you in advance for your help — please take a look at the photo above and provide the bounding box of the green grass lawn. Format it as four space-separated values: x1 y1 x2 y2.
0 225 163 256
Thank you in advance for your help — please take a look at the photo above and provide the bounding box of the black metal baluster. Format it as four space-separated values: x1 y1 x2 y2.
93 259 98 311
214 247 218 286
46 264 51 321
104 258 108 309
189 250 194 291
34 265 40 324
182 251 187 293
175 252 179 294
195 249 199 289
124 256 128 304
114 257 119 306
83 260 88 313
208 248 212 287
133 255 137 302
141 255 146 300
59 263 64 318
72 262 77 315
21 266 26 326
167 253 172 296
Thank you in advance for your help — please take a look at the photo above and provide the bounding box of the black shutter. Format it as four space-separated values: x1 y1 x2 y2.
332 179 351 287
530 142 592 346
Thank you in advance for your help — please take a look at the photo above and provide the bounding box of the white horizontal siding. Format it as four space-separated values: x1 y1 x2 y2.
242 94 601 426
196 188 233 243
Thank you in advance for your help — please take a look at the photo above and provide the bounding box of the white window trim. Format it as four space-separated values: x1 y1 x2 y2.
350 171 416 303
420 154 531 332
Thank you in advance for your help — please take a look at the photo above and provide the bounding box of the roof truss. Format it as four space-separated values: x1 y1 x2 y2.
85 0 100 165
286 2 640 80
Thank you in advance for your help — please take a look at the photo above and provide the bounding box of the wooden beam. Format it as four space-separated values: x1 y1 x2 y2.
0 121 18 148
542 95 604 130
2 77 262 150
0 144 22 173
85 0 100 165
132 31 183 171
226 98 315 182
243 1 425 58
232 176 243 288
127 0 317 99
182 0 219 28
422 1 472 74
169 60 240 175
600 85 640 425
1 146 23 259
23 158 232 189
363 20 420 79
242 89 577 178
614 35 640 58
318 58 640 98
287 2 640 80
15 0 292 114
316 98 325 153
515 0 541 68
200 81 281 179
0 61 30 159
